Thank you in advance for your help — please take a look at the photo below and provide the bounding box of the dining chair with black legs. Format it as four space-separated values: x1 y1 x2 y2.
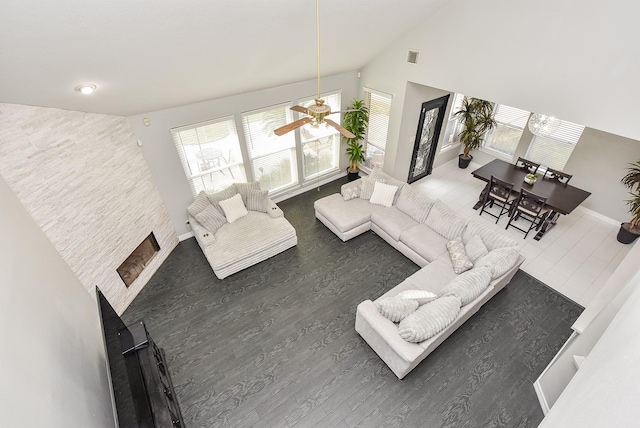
543 167 572 186
506 188 551 239
480 175 518 224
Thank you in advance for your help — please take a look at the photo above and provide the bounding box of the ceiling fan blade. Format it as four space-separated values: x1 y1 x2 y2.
291 105 310 115
325 118 356 139
273 117 313 136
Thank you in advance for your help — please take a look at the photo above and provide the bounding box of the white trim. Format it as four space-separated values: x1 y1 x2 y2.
179 231 194 241
576 206 620 226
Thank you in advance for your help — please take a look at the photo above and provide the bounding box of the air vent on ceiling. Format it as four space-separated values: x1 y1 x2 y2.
407 50 419 64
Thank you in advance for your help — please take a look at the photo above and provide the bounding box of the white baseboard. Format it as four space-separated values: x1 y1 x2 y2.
178 231 194 241
576 206 620 227
272 171 347 203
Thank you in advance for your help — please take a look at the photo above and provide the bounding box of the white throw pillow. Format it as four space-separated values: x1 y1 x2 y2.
369 181 398 207
218 193 249 223
396 289 437 305
465 234 489 263
375 296 419 323
398 296 462 343
446 238 474 274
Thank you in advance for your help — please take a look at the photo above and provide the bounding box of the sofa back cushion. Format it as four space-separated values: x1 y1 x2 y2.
360 168 405 204
396 185 435 223
438 266 492 305
462 220 518 252
234 182 261 204
207 185 239 214
425 200 469 241
187 191 212 217
475 246 521 279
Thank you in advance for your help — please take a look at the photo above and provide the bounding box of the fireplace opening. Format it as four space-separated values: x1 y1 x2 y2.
117 232 160 287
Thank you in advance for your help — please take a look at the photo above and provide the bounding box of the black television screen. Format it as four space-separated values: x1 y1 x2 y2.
96 287 146 427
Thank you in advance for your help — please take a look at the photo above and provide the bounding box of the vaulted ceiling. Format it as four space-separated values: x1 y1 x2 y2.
0 0 448 116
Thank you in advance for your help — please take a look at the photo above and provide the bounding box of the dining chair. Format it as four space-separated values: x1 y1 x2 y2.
506 188 550 239
480 175 518 224
543 167 572 186
515 157 540 174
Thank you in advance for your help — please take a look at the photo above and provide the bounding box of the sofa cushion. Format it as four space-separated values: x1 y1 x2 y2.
465 234 489 263
371 207 419 241
446 238 474 274
195 204 227 234
209 212 296 271
387 259 458 297
207 185 238 214
439 267 492 306
245 189 269 213
396 289 437 305
396 185 435 223
475 246 521 279
375 296 419 322
360 168 405 203
187 191 212 217
462 220 518 252
398 295 462 343
400 224 449 262
425 200 469 241
233 182 261 203
370 181 398 208
219 193 249 223
314 193 385 233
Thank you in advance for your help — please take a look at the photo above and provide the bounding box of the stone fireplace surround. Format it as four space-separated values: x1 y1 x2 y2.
0 103 178 314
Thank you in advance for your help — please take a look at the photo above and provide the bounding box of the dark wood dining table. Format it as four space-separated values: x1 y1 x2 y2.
471 159 591 240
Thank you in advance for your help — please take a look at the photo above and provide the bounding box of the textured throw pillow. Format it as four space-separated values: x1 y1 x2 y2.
398 295 462 343
195 204 227 234
396 185 435 223
396 289 437 305
439 266 492 306
447 238 474 274
360 168 405 203
234 182 261 204
218 193 249 223
369 181 398 207
424 200 469 241
187 191 211 217
465 234 489 263
207 185 238 214
245 189 269 213
375 296 419 323
475 246 521 279
341 184 361 201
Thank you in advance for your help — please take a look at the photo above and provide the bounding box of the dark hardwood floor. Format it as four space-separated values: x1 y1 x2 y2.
123 177 583 428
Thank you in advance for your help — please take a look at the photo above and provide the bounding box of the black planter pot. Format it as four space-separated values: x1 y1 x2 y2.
458 154 473 169
616 222 640 244
347 168 360 182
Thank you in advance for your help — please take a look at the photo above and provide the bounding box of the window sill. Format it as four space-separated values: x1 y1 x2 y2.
440 142 461 154
480 147 514 162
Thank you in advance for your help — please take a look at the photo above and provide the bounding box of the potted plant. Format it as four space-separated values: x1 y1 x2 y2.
524 173 538 185
343 99 369 181
453 97 497 169
617 161 640 244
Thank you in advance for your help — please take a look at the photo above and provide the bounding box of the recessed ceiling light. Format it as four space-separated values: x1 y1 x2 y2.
74 84 97 95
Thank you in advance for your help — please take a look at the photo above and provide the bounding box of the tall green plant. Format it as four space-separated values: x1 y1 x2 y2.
343 99 369 172
453 97 497 158
621 160 640 230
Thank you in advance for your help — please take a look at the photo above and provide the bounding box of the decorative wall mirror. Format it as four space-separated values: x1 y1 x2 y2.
407 94 450 183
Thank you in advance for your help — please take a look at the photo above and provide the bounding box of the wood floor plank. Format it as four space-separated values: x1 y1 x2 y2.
122 177 582 428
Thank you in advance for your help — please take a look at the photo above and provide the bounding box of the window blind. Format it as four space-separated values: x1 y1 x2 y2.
483 104 530 156
525 119 584 171
365 89 392 151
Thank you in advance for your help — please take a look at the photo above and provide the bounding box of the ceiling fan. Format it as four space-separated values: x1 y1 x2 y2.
274 0 356 139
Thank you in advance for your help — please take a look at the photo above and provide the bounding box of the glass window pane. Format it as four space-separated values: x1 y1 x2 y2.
364 89 392 169
483 104 530 157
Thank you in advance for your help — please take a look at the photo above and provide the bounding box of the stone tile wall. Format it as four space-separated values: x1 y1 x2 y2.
0 103 178 313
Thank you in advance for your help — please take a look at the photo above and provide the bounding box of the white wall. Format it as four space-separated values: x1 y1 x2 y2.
0 175 114 427
0 104 178 313
128 71 360 236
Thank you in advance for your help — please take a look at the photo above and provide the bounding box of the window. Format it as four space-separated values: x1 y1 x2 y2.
483 104 530 157
441 93 465 150
363 88 392 169
297 91 341 180
242 103 298 192
525 119 584 171
171 117 246 197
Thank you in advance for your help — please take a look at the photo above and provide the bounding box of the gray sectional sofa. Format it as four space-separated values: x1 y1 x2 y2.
188 183 297 279
314 169 524 378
